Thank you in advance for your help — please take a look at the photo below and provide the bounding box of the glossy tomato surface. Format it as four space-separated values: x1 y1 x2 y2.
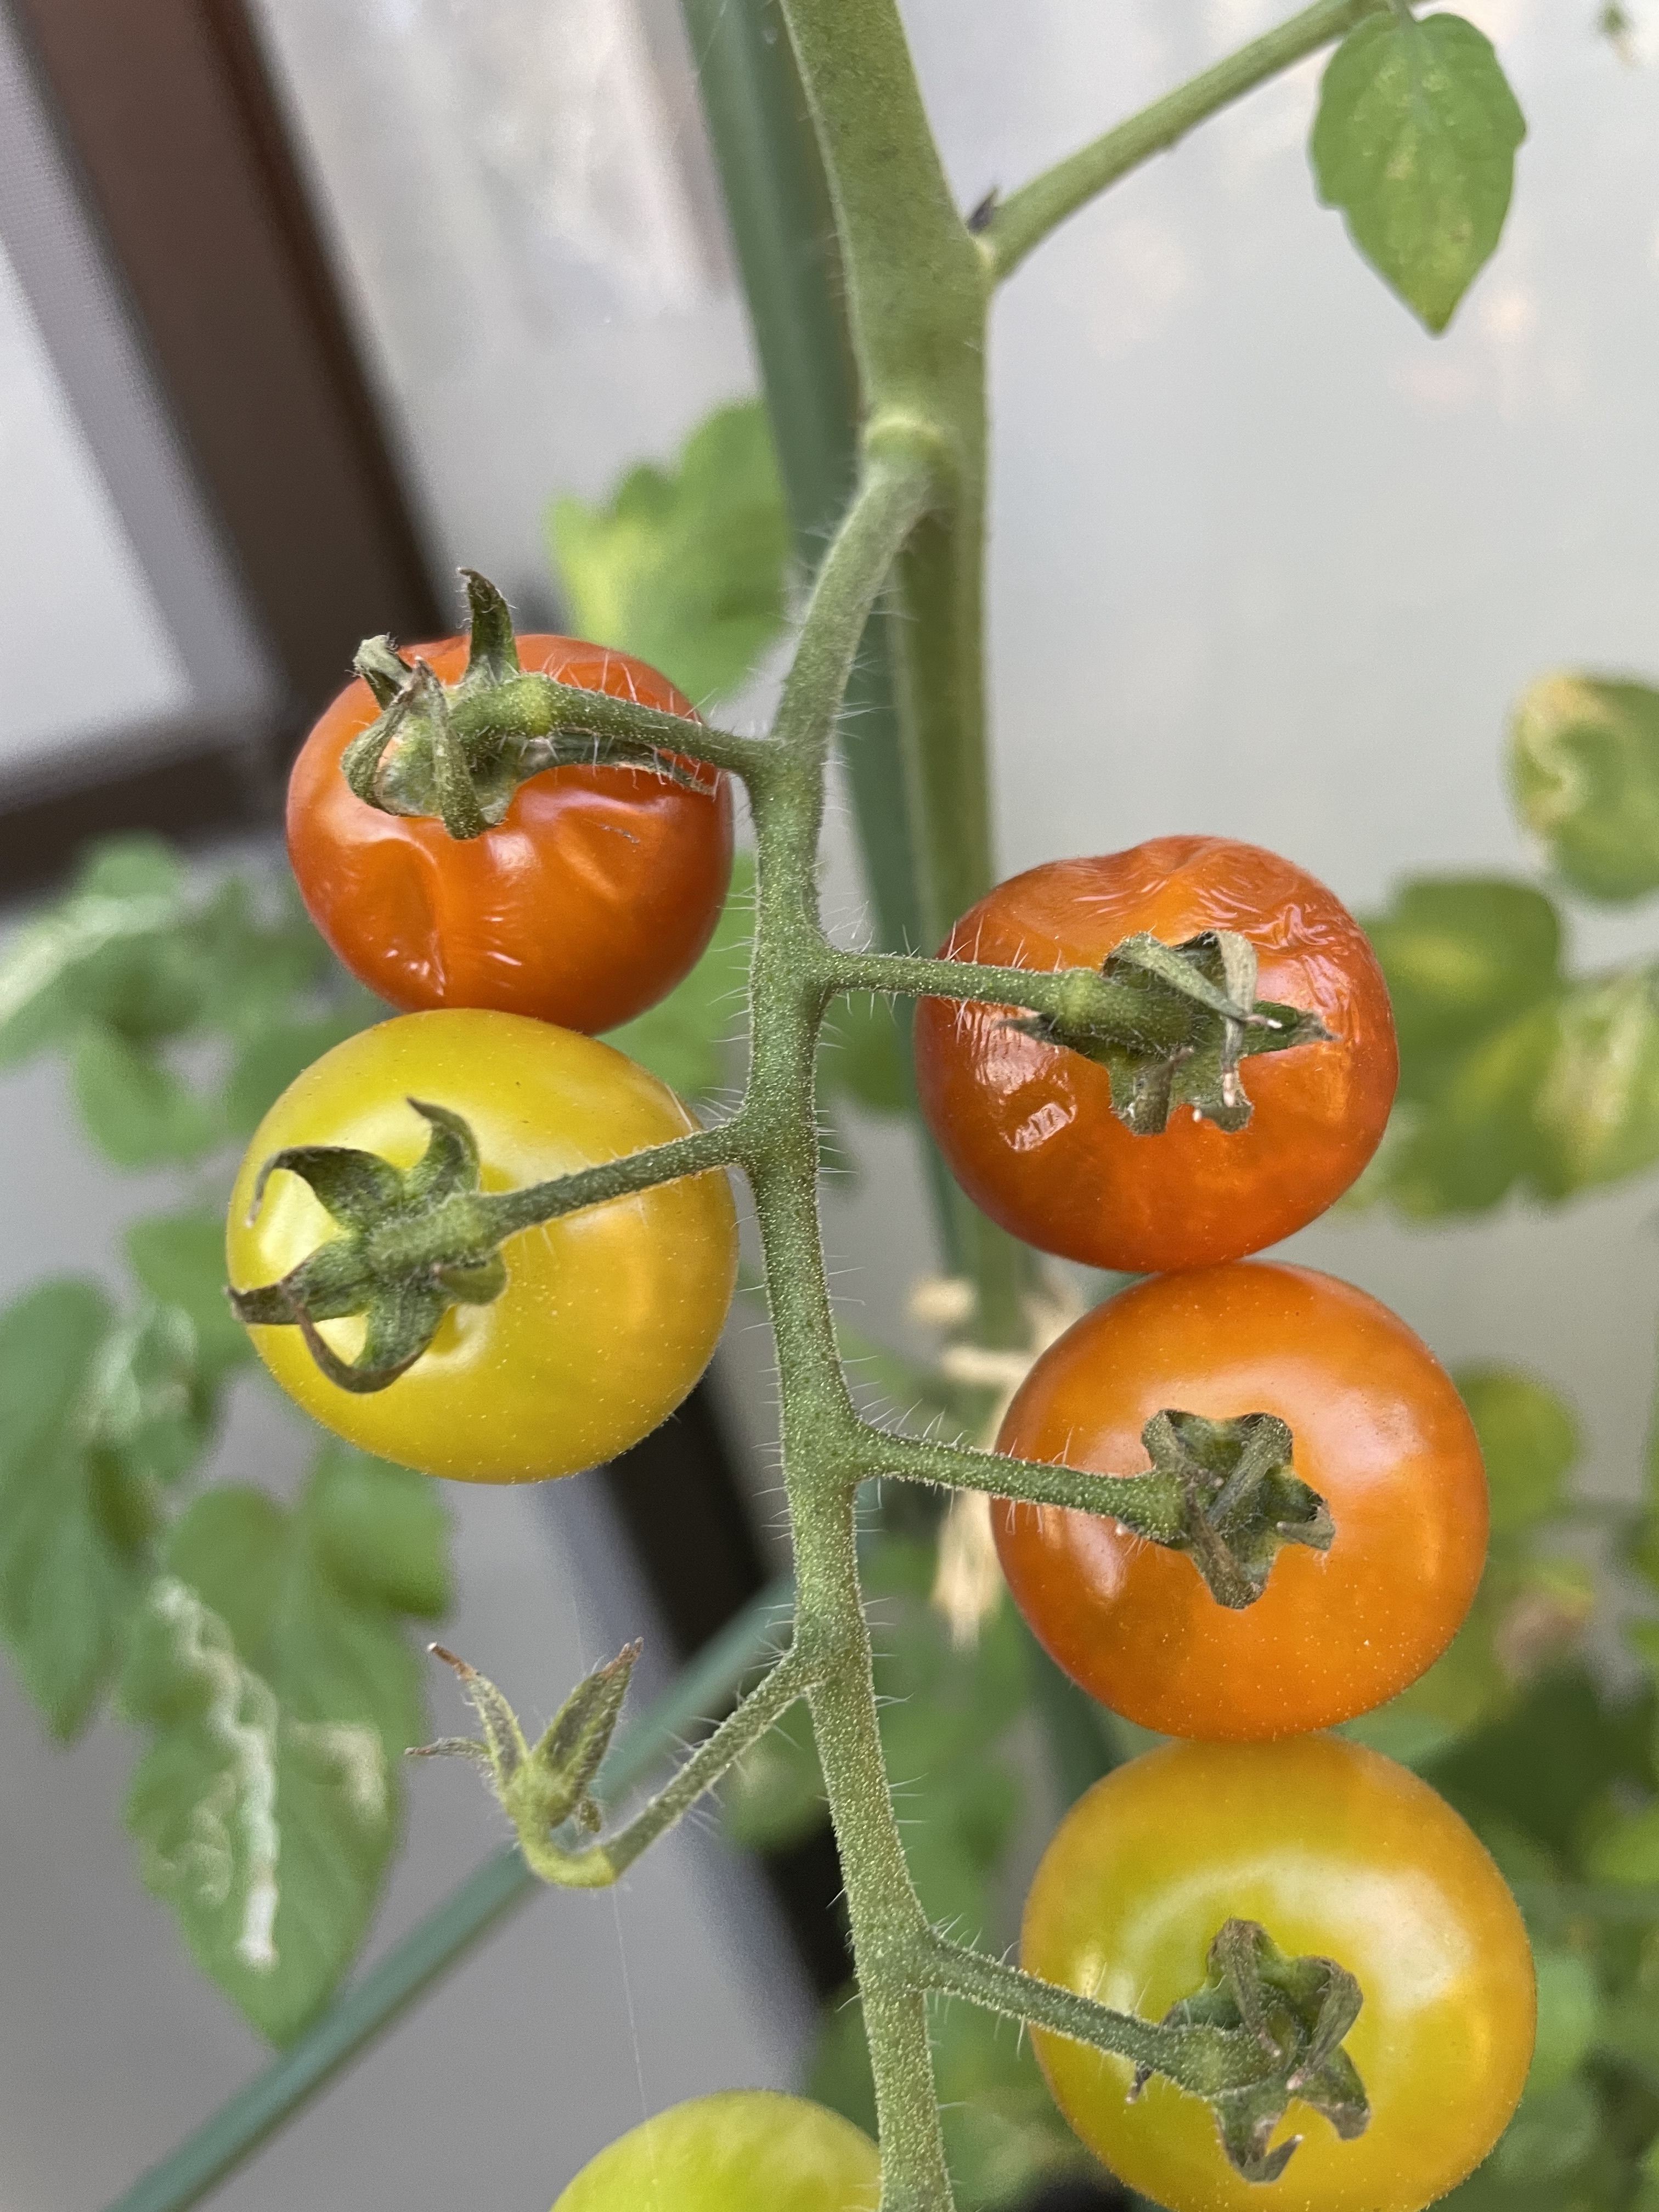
994 1262 1487 1739
1023 1735 1534 2212
552 2091 881 2212
227 1010 737 1482
913 838 1397 1272
287 634 733 1031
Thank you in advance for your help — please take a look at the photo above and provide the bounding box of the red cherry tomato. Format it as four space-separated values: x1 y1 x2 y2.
287 634 733 1032
913 837 1397 1272
993 1261 1487 1739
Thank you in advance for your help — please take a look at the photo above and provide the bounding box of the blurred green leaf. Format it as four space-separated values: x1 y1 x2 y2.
125 1210 251 1381
0 1280 156 1737
1425 1667 1655 1859
121 1443 446 2043
1455 1365 1578 1538
722 1702 826 1852
551 400 790 706
821 994 909 1115
1526 1946 1602 2098
1384 1001 1559 1215
307 1444 450 1620
1489 2074 1601 2185
224 1012 368 1137
605 854 754 1101
1311 11 1526 334
71 1026 219 1167
1365 878 1561 1096
1532 964 1659 1197
0 839 192 1065
1584 1804 1659 1888
1511 674 1659 904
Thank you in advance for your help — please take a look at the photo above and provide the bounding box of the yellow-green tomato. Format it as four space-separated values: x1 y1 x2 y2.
552 2091 881 2212
1023 1734 1535 2212
226 1009 737 1482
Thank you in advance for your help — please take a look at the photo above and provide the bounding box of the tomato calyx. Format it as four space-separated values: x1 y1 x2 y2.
227 1097 510 1391
412 1639 640 1846
340 571 710 840
1133 1917 1370 2182
1144 1408 1333 1609
228 1095 742 1395
1008 928 1331 1135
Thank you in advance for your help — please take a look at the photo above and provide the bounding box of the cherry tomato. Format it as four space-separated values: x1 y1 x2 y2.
993 1262 1486 1739
287 634 734 1031
552 2090 881 2211
1023 1734 1534 2212
913 837 1397 1273
226 1010 737 1482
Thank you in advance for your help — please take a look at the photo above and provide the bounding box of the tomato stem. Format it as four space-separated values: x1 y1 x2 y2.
979 0 1425 283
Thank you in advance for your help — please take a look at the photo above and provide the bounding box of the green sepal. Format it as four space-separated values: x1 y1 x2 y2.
1013 929 1331 1137
459 569 521 690
353 635 413 710
335 571 706 843
229 1096 509 1395
413 1640 641 1844
1143 1409 1333 1610
1136 1919 1369 2183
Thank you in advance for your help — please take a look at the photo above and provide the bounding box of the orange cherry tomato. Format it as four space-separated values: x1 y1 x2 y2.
993 1262 1487 1739
913 837 1397 1273
1023 1734 1535 2212
287 634 733 1032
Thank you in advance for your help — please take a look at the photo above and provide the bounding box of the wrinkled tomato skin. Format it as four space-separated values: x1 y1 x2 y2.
287 634 733 1032
226 1009 737 1483
1023 1735 1535 2212
994 1262 1487 1740
913 837 1397 1273
552 2090 881 2212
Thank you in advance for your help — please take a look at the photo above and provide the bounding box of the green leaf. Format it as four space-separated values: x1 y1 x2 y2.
0 845 193 1066
74 834 189 902
1489 2074 1601 2186
1511 674 1659 904
72 1026 219 1167
1583 1802 1659 1887
121 1446 447 2042
0 1280 155 1736
721 1702 826 1852
605 854 755 1100
308 1444 450 1619
224 1011 368 1137
1532 964 1659 1197
126 1211 251 1381
1526 1947 1601 2098
550 400 791 704
1365 878 1562 1099
1311 12 1526 333
1384 1000 1560 1215
821 994 909 1115
1454 1366 1578 1538
1425 1667 1656 1859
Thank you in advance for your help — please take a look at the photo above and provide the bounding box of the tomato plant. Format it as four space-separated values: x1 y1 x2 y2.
994 1261 1488 1739
287 633 734 1033
227 1008 737 1481
914 839 1397 1274
0 0 1570 2204
1023 1734 1536 2212
552 2090 880 2212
